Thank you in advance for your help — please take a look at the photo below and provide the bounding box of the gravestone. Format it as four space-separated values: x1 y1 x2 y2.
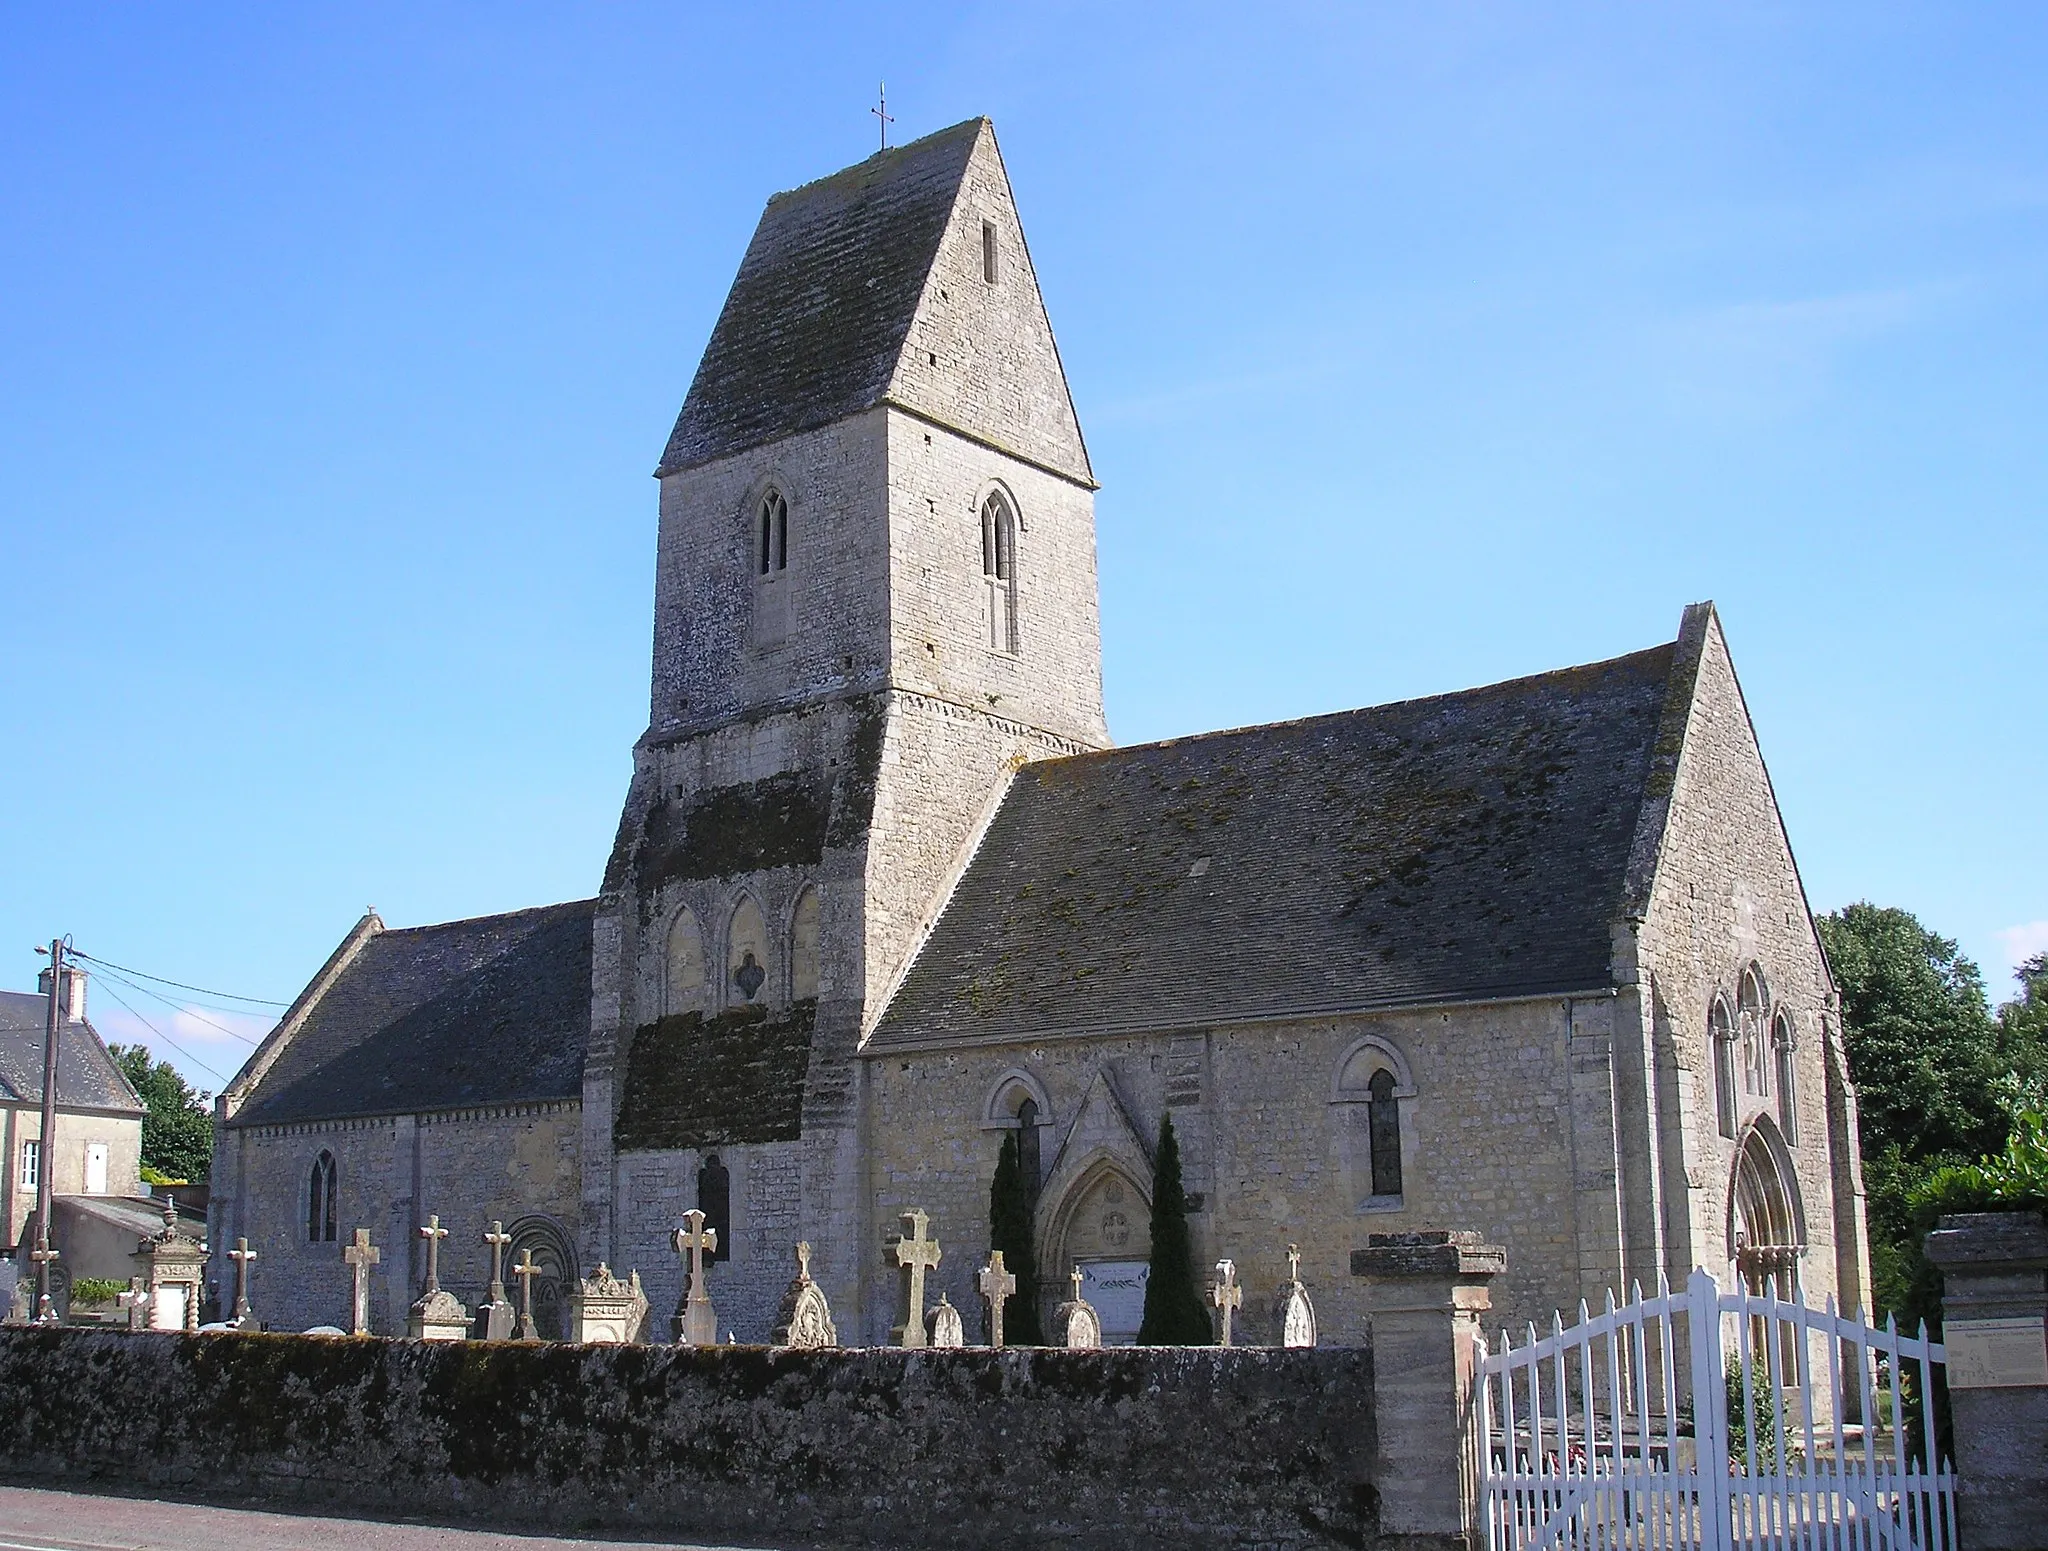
342 1228 381 1336
406 1214 469 1341
1276 1243 1318 1348
569 1263 648 1344
31 1235 64 1325
770 1242 837 1348
118 1276 148 1331
1053 1265 1103 1349
227 1237 259 1332
4 1275 30 1327
890 1208 941 1349
478 1221 515 1341
977 1250 1017 1348
671 1208 718 1346
512 1247 542 1340
133 1200 205 1332
1210 1259 1242 1348
925 1292 965 1348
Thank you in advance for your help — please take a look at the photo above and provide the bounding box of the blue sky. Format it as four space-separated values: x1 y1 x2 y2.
3 4 2042 1091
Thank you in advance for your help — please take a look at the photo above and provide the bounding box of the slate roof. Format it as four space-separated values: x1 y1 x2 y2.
869 642 1680 1048
0 992 142 1113
656 119 985 476
227 901 594 1127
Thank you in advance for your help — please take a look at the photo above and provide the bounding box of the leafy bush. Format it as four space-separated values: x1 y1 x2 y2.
1914 1109 2048 1217
70 1278 128 1306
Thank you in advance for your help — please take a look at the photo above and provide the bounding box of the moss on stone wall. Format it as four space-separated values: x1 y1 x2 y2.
634 771 829 891
614 1002 815 1151
0 1329 1378 1550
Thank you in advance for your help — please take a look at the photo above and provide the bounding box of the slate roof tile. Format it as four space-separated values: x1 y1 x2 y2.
657 119 984 476
0 992 142 1113
869 641 1677 1048
228 901 593 1127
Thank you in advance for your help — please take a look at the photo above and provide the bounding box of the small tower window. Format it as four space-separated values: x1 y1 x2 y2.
982 219 999 285
757 488 788 576
981 491 1018 654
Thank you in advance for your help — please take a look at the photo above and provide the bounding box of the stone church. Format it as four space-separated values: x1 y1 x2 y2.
211 118 1872 1346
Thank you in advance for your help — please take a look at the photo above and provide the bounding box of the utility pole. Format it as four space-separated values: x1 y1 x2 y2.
33 938 64 1318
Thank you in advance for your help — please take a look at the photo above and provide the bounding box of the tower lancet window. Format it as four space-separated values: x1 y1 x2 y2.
981 491 1018 654
982 219 999 285
757 488 788 576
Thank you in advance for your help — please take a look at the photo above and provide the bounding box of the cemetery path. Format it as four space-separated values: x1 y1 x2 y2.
0 1486 779 1551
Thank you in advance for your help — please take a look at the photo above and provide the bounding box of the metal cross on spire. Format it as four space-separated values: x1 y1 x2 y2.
871 81 895 150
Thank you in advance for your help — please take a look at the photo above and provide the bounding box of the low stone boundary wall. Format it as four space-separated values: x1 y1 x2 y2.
0 1329 1379 1549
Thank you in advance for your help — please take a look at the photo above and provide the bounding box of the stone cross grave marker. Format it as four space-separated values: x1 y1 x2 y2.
1054 1263 1103 1348
118 1275 147 1331
343 1228 380 1335
512 1247 540 1339
977 1249 1017 1348
770 1241 838 1348
227 1237 258 1329
480 1221 515 1340
1211 1258 1242 1348
418 1214 448 1292
672 1208 718 1346
892 1208 942 1348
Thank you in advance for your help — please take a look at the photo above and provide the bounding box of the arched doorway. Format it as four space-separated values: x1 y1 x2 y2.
504 1215 576 1340
1041 1160 1151 1343
1728 1121 1804 1299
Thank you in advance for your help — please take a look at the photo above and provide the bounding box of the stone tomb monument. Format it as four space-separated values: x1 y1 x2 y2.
133 1200 206 1332
890 1208 942 1349
569 1264 648 1344
1053 1265 1103 1349
925 1292 966 1348
770 1242 837 1348
407 1215 470 1341
1276 1243 1318 1348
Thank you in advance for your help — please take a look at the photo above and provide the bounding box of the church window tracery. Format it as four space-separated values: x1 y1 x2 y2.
666 906 705 1016
752 486 792 646
1773 1011 1798 1139
757 488 788 577
727 896 770 1005
789 885 821 1001
1710 995 1738 1139
307 1151 337 1243
982 491 1018 654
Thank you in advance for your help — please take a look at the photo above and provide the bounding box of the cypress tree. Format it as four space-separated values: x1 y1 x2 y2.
1138 1112 1212 1343
988 1131 1045 1344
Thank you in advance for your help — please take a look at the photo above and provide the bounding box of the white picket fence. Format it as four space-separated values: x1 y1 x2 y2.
1474 1268 1956 1551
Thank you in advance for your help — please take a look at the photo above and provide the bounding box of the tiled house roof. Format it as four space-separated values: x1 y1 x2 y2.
0 993 142 1113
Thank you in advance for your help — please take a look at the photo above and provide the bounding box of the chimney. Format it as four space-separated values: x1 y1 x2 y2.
37 965 87 1023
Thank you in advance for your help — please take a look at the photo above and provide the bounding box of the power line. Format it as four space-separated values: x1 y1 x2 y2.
66 949 290 1007
88 964 266 1048
90 976 233 1087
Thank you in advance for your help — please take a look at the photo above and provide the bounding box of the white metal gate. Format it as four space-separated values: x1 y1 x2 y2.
1474 1268 1956 1550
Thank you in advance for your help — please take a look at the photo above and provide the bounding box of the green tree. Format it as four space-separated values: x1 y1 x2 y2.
1137 1112 1212 1344
1817 906 2048 1326
988 1131 1045 1344
108 1045 213 1184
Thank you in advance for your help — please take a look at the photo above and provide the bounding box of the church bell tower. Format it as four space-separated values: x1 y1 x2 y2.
581 118 1107 1331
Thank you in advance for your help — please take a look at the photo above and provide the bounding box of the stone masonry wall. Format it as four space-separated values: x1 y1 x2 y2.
1632 613 1862 1311
0 1329 1382 1551
214 1104 580 1336
860 997 1606 1348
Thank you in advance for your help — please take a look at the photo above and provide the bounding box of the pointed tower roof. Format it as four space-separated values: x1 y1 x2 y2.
657 118 1092 485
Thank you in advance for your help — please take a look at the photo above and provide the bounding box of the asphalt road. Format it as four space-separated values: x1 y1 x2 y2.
0 1486 772 1551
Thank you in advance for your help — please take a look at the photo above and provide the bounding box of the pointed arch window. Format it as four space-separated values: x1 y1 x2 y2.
1710 996 1738 1139
789 884 821 1001
1738 966 1771 1099
981 491 1018 654
307 1150 337 1243
1773 1012 1798 1139
697 1153 731 1267
666 906 705 1016
1367 1069 1403 1198
752 486 792 646
757 488 788 577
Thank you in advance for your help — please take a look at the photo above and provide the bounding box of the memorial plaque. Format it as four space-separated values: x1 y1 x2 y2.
1079 1260 1148 1343
1944 1315 2048 1388
153 1284 187 1331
